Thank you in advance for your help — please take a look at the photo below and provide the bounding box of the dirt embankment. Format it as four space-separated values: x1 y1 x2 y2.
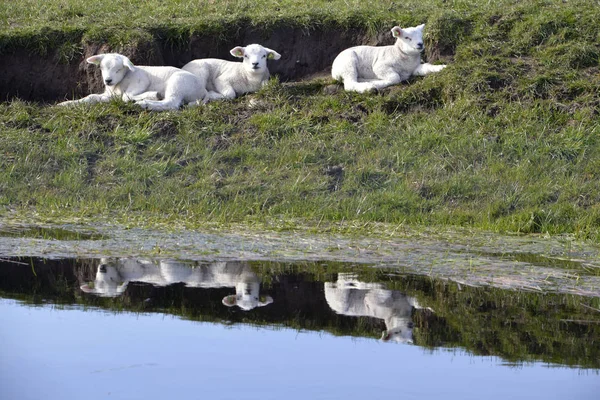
0 26 401 102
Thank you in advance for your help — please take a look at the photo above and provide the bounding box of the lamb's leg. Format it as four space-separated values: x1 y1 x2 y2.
344 82 377 93
362 72 403 91
57 93 112 106
125 91 161 102
136 96 183 111
213 81 237 100
197 79 235 102
361 60 408 91
332 51 379 93
203 90 228 102
173 73 210 107
413 63 446 76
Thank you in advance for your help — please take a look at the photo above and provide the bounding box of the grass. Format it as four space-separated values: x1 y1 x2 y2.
1 0 600 240
0 0 432 54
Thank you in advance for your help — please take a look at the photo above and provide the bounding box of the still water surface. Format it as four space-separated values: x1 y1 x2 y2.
0 257 598 399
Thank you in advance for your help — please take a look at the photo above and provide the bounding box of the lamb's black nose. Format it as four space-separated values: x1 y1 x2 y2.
99 265 107 273
104 79 112 85
416 43 424 50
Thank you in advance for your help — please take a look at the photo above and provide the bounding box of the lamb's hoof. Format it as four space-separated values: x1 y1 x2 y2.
357 86 377 94
351 82 377 94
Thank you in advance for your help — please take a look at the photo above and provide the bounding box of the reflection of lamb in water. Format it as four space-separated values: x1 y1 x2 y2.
80 259 273 310
325 273 430 344
160 260 273 310
80 258 160 297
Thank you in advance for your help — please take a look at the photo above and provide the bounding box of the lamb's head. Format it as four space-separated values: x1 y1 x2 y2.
222 281 273 311
391 24 426 55
230 44 281 75
381 318 415 344
80 259 128 297
222 293 274 311
87 53 136 87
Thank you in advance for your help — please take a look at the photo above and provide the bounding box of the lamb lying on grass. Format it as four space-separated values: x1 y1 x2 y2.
331 24 446 93
182 44 281 101
58 53 208 110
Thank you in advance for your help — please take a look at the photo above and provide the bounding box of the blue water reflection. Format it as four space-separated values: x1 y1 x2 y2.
1 299 597 400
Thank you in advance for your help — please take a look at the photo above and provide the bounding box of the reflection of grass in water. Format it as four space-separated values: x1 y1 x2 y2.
0 257 599 368
405 279 600 368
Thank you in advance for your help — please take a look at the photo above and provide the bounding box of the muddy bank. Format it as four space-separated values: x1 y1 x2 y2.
0 26 404 102
0 223 599 296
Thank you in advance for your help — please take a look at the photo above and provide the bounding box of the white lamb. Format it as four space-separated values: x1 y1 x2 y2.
57 53 208 110
324 273 431 344
331 24 446 93
182 44 281 101
80 257 164 297
160 261 274 311
81 258 273 311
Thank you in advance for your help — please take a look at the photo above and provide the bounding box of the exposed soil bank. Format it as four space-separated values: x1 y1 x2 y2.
0 26 405 102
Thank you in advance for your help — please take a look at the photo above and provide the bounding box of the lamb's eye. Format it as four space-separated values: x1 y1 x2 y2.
405 37 411 41
262 55 266 58
244 55 248 58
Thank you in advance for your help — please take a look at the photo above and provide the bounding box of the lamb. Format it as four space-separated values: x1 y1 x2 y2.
80 257 164 297
160 260 274 310
57 53 208 110
81 258 274 310
182 44 281 101
331 24 446 93
324 273 432 344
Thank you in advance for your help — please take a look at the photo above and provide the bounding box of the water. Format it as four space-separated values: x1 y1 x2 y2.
2 299 597 400
0 257 599 399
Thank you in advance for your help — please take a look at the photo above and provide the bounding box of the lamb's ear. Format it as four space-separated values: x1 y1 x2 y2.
122 56 136 71
259 295 274 306
222 295 238 307
391 26 403 38
264 48 281 60
230 46 245 58
417 23 425 31
86 55 105 65
80 283 96 294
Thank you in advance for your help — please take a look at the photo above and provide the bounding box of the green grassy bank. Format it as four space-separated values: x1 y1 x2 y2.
1 0 600 239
